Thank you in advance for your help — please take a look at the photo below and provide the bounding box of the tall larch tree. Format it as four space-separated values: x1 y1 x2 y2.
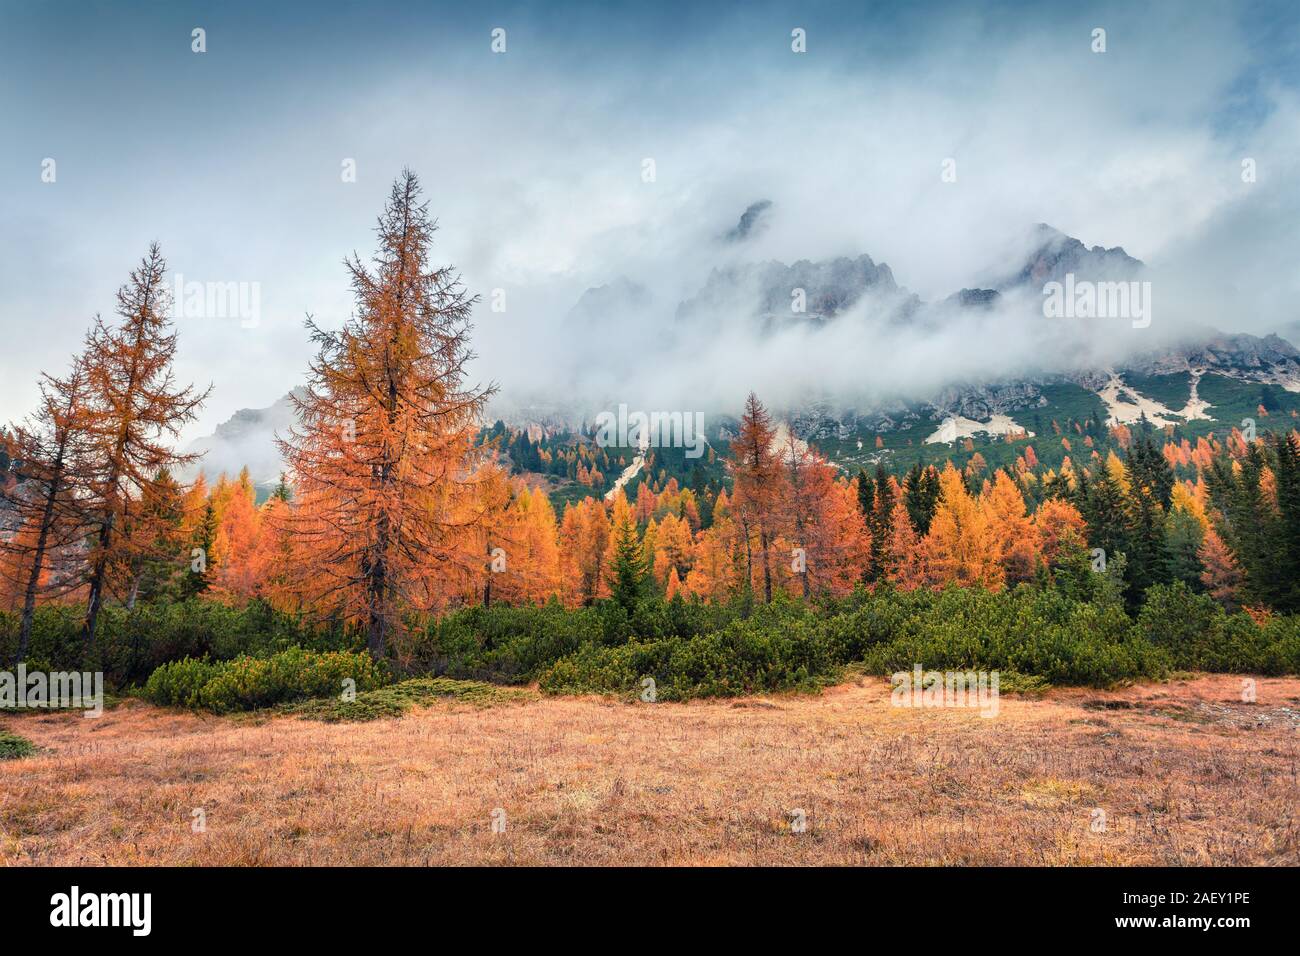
123 467 187 606
1032 497 1088 568
730 392 782 602
212 471 261 599
1198 526 1244 609
279 170 497 657
883 497 926 590
79 244 209 653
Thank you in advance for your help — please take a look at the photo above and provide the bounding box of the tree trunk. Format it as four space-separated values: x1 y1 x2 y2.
742 516 753 595
366 532 389 659
82 516 114 655
17 448 65 665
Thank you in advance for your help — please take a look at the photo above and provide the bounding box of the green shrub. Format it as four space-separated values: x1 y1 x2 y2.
0 729 36 760
1133 583 1300 674
14 579 1300 709
143 648 387 713
853 587 1167 687
395 601 606 682
141 657 221 708
1 599 360 688
539 611 838 701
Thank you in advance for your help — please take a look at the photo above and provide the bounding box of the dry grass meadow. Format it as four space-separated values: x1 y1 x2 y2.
2 674 1298 866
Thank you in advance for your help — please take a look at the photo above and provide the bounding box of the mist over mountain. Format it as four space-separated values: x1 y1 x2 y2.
724 200 773 243
181 390 301 486
675 252 920 332
185 214 1300 486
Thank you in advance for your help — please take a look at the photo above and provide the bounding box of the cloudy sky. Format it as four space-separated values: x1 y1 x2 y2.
2 0 1298 437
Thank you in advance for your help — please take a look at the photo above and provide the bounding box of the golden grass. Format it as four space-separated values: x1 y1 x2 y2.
2 674 1298 865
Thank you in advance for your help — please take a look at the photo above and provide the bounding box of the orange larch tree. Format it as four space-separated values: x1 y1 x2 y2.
1199 526 1244 609
79 244 209 652
1033 497 1089 567
246 494 298 612
651 511 694 589
684 518 739 602
729 392 783 602
882 498 926 590
278 171 497 656
559 497 612 606
212 471 261 600
981 471 1040 584
781 436 869 597
922 464 1004 591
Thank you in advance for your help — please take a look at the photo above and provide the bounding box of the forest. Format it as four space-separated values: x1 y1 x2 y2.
3 170 1299 712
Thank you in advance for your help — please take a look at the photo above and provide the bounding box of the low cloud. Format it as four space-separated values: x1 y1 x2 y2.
2 1 1296 435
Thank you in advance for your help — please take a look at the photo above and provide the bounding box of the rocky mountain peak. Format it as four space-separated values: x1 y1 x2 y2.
1001 223 1144 289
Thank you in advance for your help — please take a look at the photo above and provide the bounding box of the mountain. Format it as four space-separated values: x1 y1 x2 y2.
999 222 1144 290
563 276 653 339
1124 332 1300 382
946 288 1001 309
181 219 1300 485
724 199 773 242
675 253 920 331
182 390 302 487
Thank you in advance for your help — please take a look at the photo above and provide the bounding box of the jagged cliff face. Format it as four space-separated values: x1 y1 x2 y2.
1127 333 1300 378
999 223 1144 290
927 382 1050 421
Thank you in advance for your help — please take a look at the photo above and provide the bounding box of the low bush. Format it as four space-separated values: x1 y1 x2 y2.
28 579 1300 710
1 599 360 688
855 587 1170 687
143 648 387 713
1136 583 1300 674
396 601 604 682
536 586 1174 698
0 729 36 760
539 611 838 700
138 657 221 708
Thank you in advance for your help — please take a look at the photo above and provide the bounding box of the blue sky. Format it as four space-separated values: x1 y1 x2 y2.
2 0 1298 433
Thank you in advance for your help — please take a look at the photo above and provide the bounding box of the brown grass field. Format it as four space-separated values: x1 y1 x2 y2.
2 674 1298 866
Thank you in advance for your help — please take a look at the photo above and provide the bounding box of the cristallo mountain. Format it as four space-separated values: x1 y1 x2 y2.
181 216 1300 491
